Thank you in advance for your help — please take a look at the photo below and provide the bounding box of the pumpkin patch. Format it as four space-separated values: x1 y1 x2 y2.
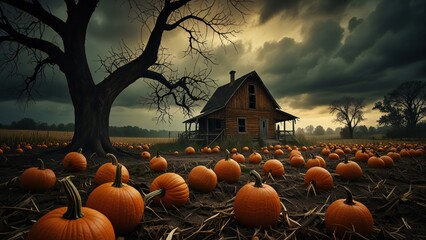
1 140 425 239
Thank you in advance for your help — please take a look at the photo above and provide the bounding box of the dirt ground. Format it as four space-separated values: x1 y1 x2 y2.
0 146 425 240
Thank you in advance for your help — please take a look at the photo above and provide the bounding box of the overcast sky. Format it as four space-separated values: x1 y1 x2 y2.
0 0 425 131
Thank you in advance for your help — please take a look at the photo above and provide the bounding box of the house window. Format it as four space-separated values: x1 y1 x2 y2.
238 117 246 133
248 84 256 109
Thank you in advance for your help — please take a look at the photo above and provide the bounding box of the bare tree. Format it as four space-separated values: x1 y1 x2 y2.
0 0 249 155
329 96 365 139
373 81 425 135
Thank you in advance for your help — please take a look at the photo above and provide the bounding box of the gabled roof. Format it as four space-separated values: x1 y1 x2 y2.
183 70 298 123
201 71 280 113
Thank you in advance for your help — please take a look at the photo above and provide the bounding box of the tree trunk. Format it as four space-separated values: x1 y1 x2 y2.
348 125 354 139
67 91 115 156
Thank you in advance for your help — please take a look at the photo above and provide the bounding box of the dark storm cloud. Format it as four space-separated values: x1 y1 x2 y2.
258 0 354 24
255 0 426 110
348 17 363 32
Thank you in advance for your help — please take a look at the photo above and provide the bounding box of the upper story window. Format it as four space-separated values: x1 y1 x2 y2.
248 84 256 109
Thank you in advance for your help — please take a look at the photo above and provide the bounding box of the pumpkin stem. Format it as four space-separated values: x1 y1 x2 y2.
112 163 124 188
77 148 83 154
343 155 349 164
59 176 84 220
225 149 230 160
156 151 160 158
343 186 356 205
144 188 165 205
106 153 119 166
250 170 263 188
309 153 315 159
361 146 366 153
37 158 46 170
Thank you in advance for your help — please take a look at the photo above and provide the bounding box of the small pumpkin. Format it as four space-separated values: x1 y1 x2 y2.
367 155 385 168
248 150 262 164
262 159 284 178
335 155 363 180
290 154 305 168
233 170 281 228
28 176 115 240
380 155 394 167
188 165 217 192
20 158 56 191
306 153 326 169
141 151 151 160
185 146 196 155
149 172 189 208
231 152 245 163
213 150 241 183
325 187 374 239
150 151 167 172
304 166 333 192
321 148 331 156
94 153 130 185
328 152 340 160
355 147 369 162
86 164 144 235
62 148 87 172
274 149 284 156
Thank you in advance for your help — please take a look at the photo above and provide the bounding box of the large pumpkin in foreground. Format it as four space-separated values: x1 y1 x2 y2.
28 177 115 240
86 164 144 235
233 170 281 228
325 187 374 239
149 172 189 208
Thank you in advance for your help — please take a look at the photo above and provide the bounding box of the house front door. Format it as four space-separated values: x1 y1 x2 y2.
259 119 268 139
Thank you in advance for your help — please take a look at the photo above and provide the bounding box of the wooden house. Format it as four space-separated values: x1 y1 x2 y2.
183 70 298 144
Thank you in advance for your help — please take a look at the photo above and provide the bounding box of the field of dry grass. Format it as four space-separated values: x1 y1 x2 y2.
0 129 176 146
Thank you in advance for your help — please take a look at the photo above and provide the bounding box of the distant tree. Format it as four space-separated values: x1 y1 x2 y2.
355 125 368 137
325 127 334 135
296 127 305 135
373 81 425 137
305 125 314 135
313 125 325 135
335 127 342 133
10 118 37 130
329 96 366 139
368 126 377 135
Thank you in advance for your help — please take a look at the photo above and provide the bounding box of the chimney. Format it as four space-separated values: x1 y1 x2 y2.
229 70 236 83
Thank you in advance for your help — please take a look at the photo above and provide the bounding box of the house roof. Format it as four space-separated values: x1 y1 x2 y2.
201 71 280 113
183 70 299 123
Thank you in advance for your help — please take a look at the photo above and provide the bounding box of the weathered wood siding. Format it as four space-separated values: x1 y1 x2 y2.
224 78 277 138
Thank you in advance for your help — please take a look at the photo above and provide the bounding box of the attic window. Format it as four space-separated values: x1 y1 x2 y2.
248 84 256 109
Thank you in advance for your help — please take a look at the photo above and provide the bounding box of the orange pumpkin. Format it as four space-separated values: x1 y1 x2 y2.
185 146 196 154
367 155 385 168
141 151 151 160
233 170 281 228
335 155 363 180
380 155 394 167
188 165 217 192
94 153 129 186
248 151 262 164
20 158 56 191
86 164 144 235
321 148 331 156
325 187 374 239
214 150 241 183
28 177 115 240
231 152 245 163
262 159 284 178
290 154 305 168
355 147 369 162
150 151 167 172
304 167 333 192
62 148 87 172
149 172 189 208
328 152 340 160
